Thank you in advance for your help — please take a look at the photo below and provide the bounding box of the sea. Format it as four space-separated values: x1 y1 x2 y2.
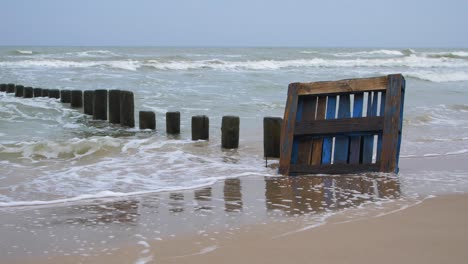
1 47 468 206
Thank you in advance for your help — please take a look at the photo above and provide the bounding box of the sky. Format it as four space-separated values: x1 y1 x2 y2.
1 0 467 47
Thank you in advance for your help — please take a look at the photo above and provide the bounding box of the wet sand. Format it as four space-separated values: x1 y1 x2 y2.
12 193 468 264
2 154 468 263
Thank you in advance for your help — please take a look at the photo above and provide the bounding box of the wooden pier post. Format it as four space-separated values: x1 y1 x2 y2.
60 90 71 103
109 90 121 124
33 88 42 97
166 111 180 134
120 90 134 127
83 90 94 115
23 87 33 98
15 85 24 97
221 116 240 149
0 84 6 92
41 89 49 97
139 111 156 130
70 90 83 108
93 89 107 120
263 117 282 159
49 89 60 99
6 83 15 93
191 115 209 140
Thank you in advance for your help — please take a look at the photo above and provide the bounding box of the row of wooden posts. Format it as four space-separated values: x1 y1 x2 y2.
1 83 282 156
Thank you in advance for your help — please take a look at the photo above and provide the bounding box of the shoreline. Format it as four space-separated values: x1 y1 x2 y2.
8 193 468 264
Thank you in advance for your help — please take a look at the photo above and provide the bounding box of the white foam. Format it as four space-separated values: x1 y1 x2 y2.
16 50 33 55
406 70 468 82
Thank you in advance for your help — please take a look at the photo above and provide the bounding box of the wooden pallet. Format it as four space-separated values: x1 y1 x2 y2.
279 74 405 176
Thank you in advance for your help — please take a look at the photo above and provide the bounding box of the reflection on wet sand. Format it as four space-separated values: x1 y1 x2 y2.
169 193 184 213
265 175 400 215
194 187 213 212
224 178 243 212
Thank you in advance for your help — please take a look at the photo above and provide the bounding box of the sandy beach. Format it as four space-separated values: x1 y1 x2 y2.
8 193 467 264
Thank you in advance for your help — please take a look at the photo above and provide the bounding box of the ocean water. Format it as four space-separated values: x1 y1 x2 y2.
1 47 468 207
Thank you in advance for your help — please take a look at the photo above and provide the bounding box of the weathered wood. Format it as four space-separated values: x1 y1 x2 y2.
311 96 326 165
297 76 388 96
83 90 94 115
139 111 156 130
48 89 60 99
380 74 404 172
321 95 336 164
120 91 135 127
33 88 42 97
349 93 363 164
0 84 6 92
296 96 317 165
192 115 209 140
93 89 107 120
60 90 71 103
279 83 299 175
23 87 33 98
166 111 180 134
290 163 381 175
221 116 240 149
395 79 406 172
263 117 282 158
41 89 49 97
361 92 376 163
7 84 15 93
109 90 121 124
15 85 24 97
295 116 383 136
70 90 83 108
334 95 351 164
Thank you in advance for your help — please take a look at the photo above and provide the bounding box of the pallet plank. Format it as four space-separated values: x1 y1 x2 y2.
279 83 300 175
297 76 388 96
290 163 381 175
349 93 364 164
321 96 336 164
380 74 404 172
295 116 383 136
334 95 351 164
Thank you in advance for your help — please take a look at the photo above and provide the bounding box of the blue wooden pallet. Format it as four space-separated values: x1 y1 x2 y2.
279 74 405 175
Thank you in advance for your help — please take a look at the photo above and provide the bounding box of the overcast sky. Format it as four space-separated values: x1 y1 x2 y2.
1 0 467 47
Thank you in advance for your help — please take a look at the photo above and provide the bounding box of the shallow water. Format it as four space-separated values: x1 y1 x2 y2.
1 47 468 206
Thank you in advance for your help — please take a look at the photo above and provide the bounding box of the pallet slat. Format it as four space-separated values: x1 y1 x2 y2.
334 95 351 164
321 96 336 165
349 93 364 164
296 96 317 165
297 76 388 96
311 96 327 165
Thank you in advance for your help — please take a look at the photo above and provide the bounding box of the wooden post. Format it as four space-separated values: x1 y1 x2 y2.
49 89 60 99
70 90 83 108
93 89 107 120
6 83 15 93
120 91 134 127
83 90 94 115
60 90 71 103
191 115 209 140
41 89 49 97
15 85 24 97
109 90 121 124
139 111 156 130
23 87 33 98
263 117 282 158
33 88 42 97
0 84 6 92
221 116 240 149
166 111 180 134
